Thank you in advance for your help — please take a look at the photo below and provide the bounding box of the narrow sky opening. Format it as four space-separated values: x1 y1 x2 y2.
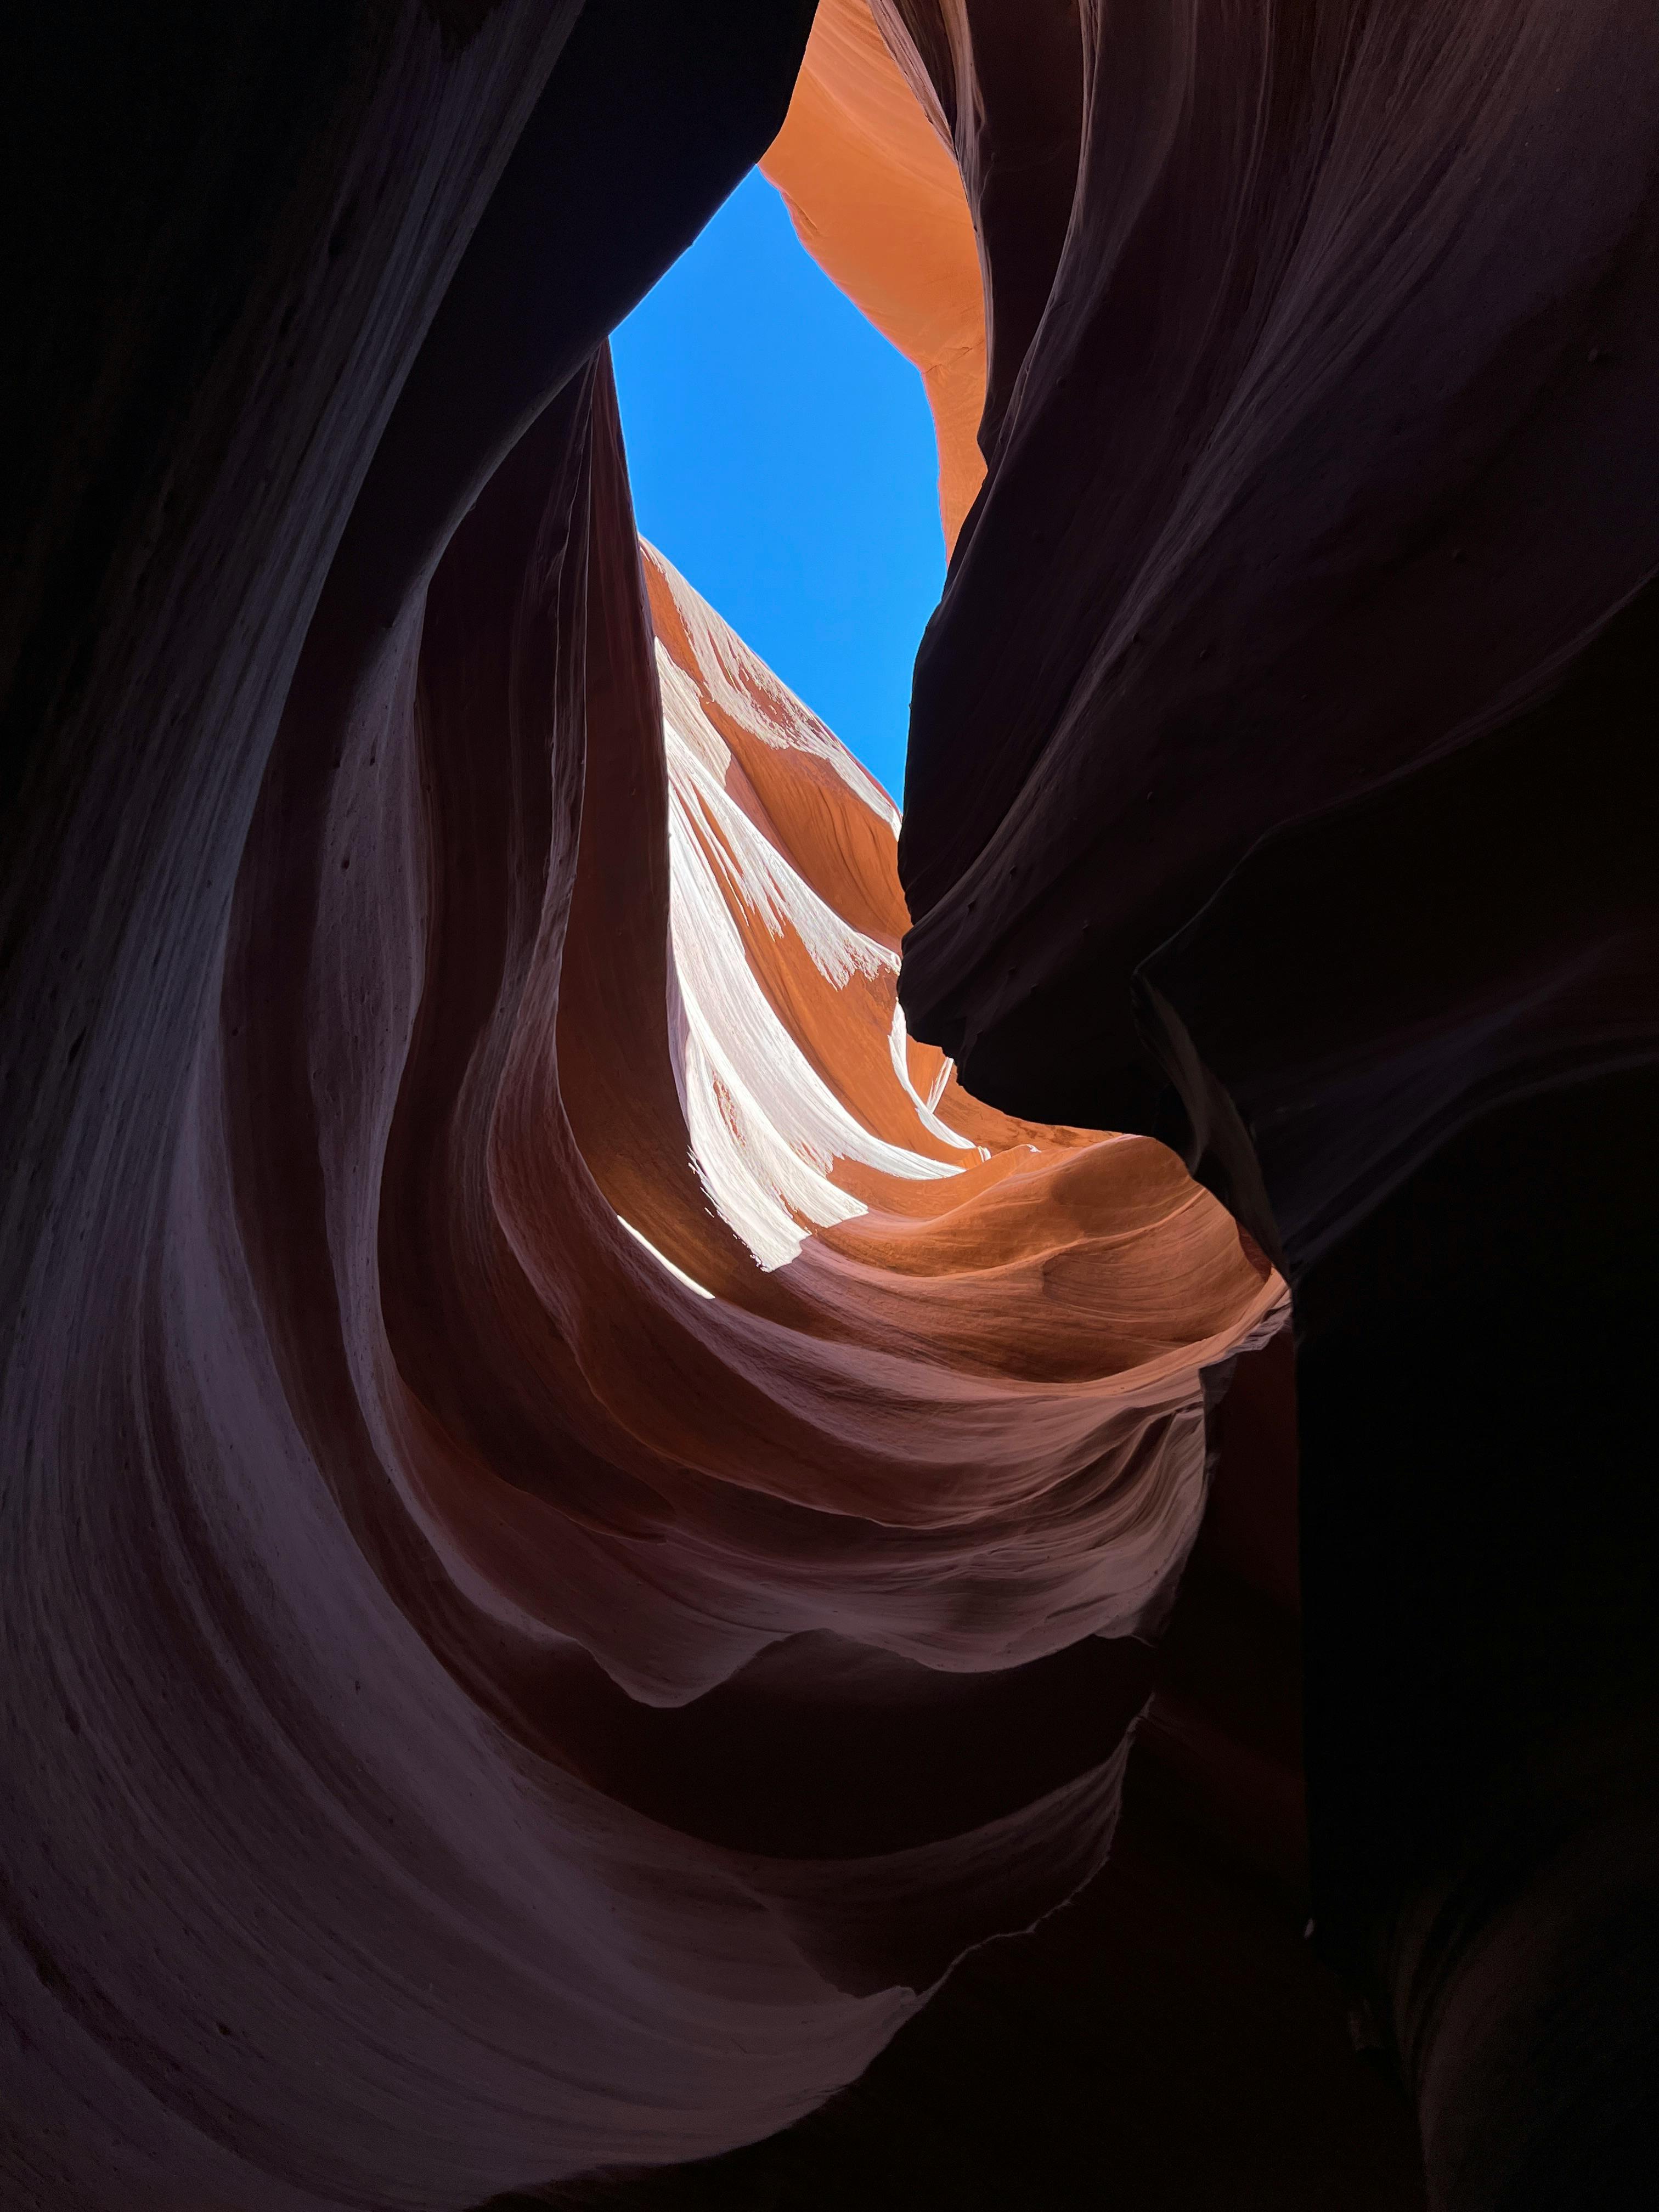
611 168 944 807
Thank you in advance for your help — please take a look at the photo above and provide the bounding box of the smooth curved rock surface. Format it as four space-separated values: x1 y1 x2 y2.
868 1 1659 2199
884 0 1659 1244
760 0 987 549
10 0 1655 2204
1 8 1283 2169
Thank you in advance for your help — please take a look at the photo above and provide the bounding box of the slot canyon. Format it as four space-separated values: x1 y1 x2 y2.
3 2 1656 2206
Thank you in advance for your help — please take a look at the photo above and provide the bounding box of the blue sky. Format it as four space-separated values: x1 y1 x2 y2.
610 169 944 806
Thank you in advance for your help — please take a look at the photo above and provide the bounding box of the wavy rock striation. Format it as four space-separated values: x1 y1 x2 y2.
1 5 1282 2176
8 0 1656 2205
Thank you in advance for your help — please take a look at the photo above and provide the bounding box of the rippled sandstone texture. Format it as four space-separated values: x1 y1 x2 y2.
2 6 1304 2203
4 3 1655 2210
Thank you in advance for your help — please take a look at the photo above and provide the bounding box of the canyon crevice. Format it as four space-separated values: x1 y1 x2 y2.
4 3 1656 2208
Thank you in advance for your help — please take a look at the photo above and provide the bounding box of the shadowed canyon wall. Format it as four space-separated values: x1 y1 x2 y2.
866 1 1659 2204
4 2 1657 2208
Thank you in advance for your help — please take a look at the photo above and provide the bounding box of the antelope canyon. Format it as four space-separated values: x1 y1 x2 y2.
4 4 1656 2210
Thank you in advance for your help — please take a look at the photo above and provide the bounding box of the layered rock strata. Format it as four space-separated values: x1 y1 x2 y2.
1 6 1283 2180
7 0 1656 2205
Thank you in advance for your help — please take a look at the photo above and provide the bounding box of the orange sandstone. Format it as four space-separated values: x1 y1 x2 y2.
761 0 987 551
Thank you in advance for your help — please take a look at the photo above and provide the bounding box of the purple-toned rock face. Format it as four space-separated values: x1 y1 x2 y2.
3 4 1655 2208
